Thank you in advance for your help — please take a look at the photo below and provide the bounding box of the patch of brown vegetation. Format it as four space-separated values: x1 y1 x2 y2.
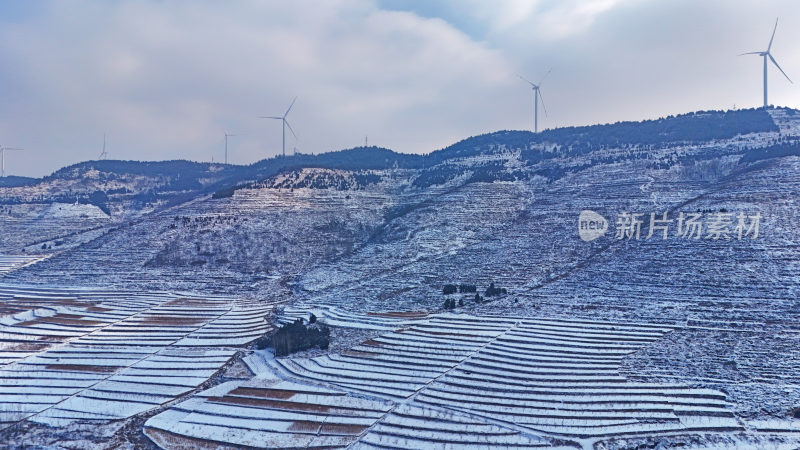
162 298 218 307
136 316 206 326
287 420 322 432
207 396 330 413
1 342 51 352
40 315 104 327
227 387 296 399
360 339 385 347
45 364 122 373
35 335 68 342
319 423 369 435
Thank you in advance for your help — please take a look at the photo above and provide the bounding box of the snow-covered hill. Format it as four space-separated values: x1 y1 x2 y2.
2 107 800 447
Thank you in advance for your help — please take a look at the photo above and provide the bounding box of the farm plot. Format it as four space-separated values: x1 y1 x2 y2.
0 285 274 430
0 255 47 275
146 312 742 448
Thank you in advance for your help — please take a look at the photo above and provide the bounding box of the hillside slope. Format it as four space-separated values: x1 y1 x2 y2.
2 107 800 447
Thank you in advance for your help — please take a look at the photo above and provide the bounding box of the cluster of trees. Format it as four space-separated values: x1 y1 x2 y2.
254 169 383 191
213 147 425 198
485 282 507 297
739 140 800 164
409 109 780 188
44 160 220 194
533 108 778 152
412 162 524 189
427 108 778 169
442 298 463 309
256 318 330 357
442 284 477 294
441 282 506 309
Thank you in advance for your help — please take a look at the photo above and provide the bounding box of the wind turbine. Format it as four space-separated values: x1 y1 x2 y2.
99 133 108 160
740 18 792 108
224 131 235 164
519 70 551 133
258 96 297 157
0 145 24 177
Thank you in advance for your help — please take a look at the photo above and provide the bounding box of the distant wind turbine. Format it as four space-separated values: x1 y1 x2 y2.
224 131 235 164
740 18 792 108
258 97 297 157
0 145 24 177
519 70 551 133
99 133 108 160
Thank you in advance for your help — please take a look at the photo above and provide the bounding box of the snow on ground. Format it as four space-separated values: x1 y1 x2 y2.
0 284 276 433
144 310 797 449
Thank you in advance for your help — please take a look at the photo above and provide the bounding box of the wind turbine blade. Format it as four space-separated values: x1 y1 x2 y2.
284 119 298 139
769 54 793 83
738 51 761 56
284 96 297 117
537 68 552 85
538 89 548 117
517 73 535 86
258 116 283 119
767 17 778 52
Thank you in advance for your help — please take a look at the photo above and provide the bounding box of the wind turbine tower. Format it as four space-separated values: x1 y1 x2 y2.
0 145 24 177
99 133 109 160
741 18 793 108
224 131 235 164
259 97 297 157
519 70 551 133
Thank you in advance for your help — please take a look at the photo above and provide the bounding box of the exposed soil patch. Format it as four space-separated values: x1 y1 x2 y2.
45 364 122 373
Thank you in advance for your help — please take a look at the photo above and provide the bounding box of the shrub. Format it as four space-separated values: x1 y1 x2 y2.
442 284 457 295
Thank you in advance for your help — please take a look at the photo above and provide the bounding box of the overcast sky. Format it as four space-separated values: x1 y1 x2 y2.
2 0 800 177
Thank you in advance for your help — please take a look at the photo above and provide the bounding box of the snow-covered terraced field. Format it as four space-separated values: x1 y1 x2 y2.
0 255 47 275
146 312 742 448
0 285 274 430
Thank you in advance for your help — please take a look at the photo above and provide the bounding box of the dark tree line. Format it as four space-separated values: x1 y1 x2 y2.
256 318 330 357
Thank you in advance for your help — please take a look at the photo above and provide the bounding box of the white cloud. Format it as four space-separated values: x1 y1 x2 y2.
448 0 628 39
0 0 517 176
2 0 800 177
